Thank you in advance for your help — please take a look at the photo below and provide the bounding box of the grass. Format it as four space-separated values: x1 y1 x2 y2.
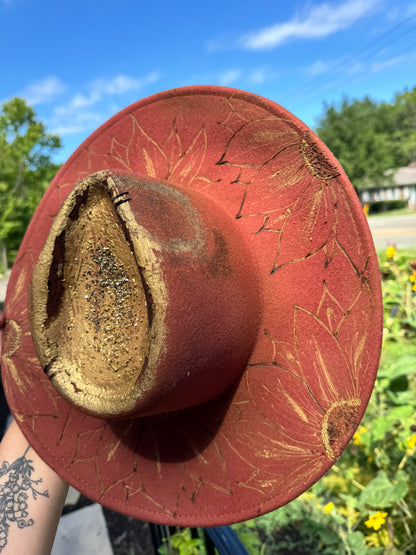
368 209 416 218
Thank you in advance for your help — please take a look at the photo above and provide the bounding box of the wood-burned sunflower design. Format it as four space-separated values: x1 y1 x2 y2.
216 116 369 274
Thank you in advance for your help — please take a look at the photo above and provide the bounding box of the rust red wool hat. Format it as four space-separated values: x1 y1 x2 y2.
1 86 383 527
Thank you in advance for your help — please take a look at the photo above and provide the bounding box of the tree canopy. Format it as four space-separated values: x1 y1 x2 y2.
0 98 61 270
316 85 416 192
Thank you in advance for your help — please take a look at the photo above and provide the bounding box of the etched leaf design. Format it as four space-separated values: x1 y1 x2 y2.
168 127 208 187
219 118 299 168
295 306 357 408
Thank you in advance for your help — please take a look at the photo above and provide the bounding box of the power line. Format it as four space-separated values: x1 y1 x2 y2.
287 13 416 103
283 13 416 108
290 35 416 115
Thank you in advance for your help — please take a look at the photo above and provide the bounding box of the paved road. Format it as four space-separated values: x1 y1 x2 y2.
368 213 416 251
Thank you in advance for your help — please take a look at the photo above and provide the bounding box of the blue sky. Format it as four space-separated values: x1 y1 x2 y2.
1 0 416 162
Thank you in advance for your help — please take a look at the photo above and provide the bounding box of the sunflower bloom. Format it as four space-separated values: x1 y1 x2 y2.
365 511 388 531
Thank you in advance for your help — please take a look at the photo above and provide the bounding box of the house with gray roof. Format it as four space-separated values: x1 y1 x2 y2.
361 163 416 210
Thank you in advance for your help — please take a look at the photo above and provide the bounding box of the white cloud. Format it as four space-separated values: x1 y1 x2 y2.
240 0 381 50
100 74 158 95
88 72 159 101
218 69 242 87
248 68 279 84
205 34 239 53
184 67 278 89
61 72 160 113
21 76 66 105
215 67 279 87
248 69 267 84
49 72 160 136
69 92 99 109
50 112 104 137
370 54 408 73
304 60 334 77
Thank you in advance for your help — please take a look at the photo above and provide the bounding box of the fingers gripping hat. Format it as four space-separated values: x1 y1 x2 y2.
1 86 382 526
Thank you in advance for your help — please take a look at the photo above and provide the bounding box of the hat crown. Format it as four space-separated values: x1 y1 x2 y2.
28 171 262 418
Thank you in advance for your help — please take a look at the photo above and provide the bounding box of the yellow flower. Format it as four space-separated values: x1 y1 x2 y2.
412 283 416 292
324 502 335 514
407 434 416 450
322 474 348 494
386 246 396 258
338 505 359 525
410 274 416 283
353 426 367 445
365 511 388 531
366 529 390 548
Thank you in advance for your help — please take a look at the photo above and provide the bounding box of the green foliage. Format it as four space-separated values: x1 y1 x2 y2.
233 501 346 554
232 249 416 554
379 247 416 342
369 200 408 214
157 528 208 555
0 97 61 267
392 87 416 163
316 85 416 192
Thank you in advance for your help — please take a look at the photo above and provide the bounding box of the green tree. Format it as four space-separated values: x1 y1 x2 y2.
0 98 61 270
391 86 416 163
316 96 404 192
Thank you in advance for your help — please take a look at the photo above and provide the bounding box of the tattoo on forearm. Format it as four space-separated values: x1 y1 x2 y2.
0 446 49 552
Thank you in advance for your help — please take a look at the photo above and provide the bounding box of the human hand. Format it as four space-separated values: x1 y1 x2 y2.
0 309 4 358
0 308 70 553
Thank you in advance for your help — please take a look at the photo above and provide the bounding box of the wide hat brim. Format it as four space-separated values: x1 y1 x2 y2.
1 86 382 526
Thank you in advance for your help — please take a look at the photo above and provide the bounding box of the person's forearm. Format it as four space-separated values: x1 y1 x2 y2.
0 419 69 554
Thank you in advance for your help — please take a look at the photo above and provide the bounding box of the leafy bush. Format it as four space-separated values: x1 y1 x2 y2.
158 528 206 555
369 200 409 214
380 247 416 342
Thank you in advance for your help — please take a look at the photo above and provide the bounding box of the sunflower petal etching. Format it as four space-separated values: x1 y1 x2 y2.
246 303 362 463
168 127 208 187
219 120 342 272
294 306 358 405
316 281 346 335
217 95 270 135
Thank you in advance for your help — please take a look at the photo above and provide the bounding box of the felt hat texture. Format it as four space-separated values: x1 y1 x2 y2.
1 86 383 527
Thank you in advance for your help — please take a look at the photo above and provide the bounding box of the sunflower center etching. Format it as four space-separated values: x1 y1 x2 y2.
2 320 22 359
321 399 361 460
300 132 340 181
